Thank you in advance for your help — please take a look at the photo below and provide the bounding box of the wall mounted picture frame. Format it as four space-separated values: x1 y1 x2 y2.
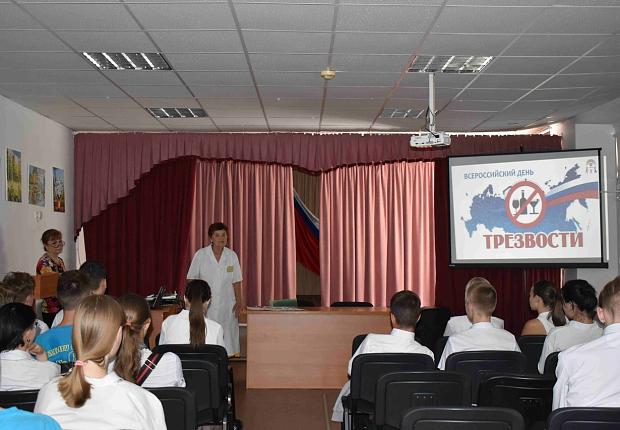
53 167 65 212
6 148 22 202
28 164 45 207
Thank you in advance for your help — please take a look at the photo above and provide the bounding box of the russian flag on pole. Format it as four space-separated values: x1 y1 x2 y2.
294 191 320 275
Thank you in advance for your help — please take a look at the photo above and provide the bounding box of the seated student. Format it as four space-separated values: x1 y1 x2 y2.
521 280 566 336
0 407 61 430
3 272 49 335
331 290 434 424
553 276 620 409
113 293 185 388
51 261 107 328
36 271 91 364
0 303 60 390
538 279 602 374
160 280 225 348
0 283 16 306
438 279 520 370
34 295 166 429
443 277 504 336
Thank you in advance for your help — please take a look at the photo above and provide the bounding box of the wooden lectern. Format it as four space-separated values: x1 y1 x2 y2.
33 273 60 299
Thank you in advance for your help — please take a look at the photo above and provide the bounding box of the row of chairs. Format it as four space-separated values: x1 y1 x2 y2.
0 344 235 430
344 351 556 430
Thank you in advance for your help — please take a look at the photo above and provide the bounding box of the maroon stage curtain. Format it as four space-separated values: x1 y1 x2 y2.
433 135 563 334
83 158 197 297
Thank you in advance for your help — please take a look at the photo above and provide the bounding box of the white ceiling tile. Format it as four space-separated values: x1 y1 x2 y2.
19 0 120 3
97 109 154 121
336 5 439 32
58 117 119 131
209 107 265 118
400 73 475 88
254 71 324 86
0 30 70 51
421 34 515 56
323 98 385 110
244 31 331 53
470 74 549 89
249 54 328 71
322 108 377 119
392 87 459 101
178 71 252 85
128 3 236 30
269 119 320 129
503 34 606 56
333 33 424 55
214 118 268 126
202 97 261 108
158 118 216 126
166 53 248 71
436 6 545 34
444 100 512 111
0 52 89 70
458 88 529 101
527 7 620 34
541 73 620 88
72 97 138 108
588 36 620 56
259 86 324 98
562 56 620 74
343 0 443 4
121 85 192 98
166 125 219 132
102 71 182 86
235 0 334 3
372 119 423 131
22 3 139 30
235 4 334 31
137 98 201 108
193 86 257 97
264 107 321 118
55 84 127 98
0 4 44 29
0 70 108 84
447 0 549 4
87 106 148 117
327 86 391 98
483 57 577 74
150 30 243 53
331 55 411 72
56 31 157 52
521 88 594 100
328 72 401 86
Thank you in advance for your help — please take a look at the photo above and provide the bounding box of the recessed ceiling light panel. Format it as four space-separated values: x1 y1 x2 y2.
408 55 493 73
146 107 207 119
380 108 423 119
83 52 171 70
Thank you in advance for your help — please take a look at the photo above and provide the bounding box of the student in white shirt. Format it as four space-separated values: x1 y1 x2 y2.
0 303 59 390
160 280 225 348
521 280 566 336
553 276 620 409
332 290 434 423
113 293 185 388
443 277 504 337
438 279 520 370
2 272 49 335
538 279 602 374
51 261 107 328
34 295 166 430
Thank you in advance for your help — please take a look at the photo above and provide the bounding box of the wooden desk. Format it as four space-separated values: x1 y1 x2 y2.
149 304 182 348
33 273 59 299
246 307 391 389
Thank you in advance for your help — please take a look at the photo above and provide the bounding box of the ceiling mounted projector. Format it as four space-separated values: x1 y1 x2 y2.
410 73 451 149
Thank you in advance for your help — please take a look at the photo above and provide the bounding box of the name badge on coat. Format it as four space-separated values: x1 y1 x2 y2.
226 265 234 273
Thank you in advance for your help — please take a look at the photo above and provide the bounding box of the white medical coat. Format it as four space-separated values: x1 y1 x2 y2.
187 245 242 356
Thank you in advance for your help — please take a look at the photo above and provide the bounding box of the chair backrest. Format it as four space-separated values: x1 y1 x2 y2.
478 373 555 429
401 406 525 430
375 371 472 430
331 301 373 307
548 407 620 430
147 387 197 430
351 334 367 356
544 351 560 377
415 307 452 350
350 353 435 406
0 389 39 412
434 336 449 367
517 335 546 374
445 351 527 402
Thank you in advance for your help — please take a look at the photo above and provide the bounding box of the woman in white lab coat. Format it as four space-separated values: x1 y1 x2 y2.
187 222 242 356
35 295 166 430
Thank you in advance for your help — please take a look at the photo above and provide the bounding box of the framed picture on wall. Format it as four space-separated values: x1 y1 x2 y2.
6 148 22 202
53 167 65 212
28 165 45 207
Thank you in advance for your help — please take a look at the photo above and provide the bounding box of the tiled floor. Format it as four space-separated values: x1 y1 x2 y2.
231 362 342 430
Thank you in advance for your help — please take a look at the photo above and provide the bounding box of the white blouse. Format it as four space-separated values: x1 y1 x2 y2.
34 372 167 430
0 349 60 391
160 309 225 348
538 319 603 373
108 348 185 388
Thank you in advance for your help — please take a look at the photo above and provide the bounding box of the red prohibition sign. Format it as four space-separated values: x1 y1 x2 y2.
504 180 547 228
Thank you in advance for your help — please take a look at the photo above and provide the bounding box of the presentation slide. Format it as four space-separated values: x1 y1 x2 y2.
449 149 606 267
